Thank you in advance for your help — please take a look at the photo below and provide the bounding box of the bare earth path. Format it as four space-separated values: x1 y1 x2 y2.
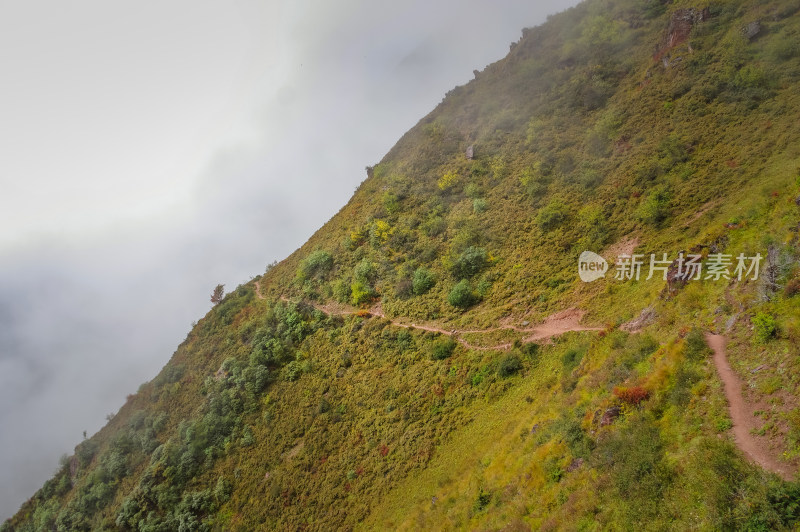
705 333 794 480
253 280 603 350
255 281 793 477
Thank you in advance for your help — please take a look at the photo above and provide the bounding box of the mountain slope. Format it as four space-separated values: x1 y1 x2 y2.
7 0 800 530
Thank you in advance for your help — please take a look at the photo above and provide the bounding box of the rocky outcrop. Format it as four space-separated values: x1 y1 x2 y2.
566 458 584 472
600 405 621 427
743 20 762 40
654 7 711 64
621 306 656 332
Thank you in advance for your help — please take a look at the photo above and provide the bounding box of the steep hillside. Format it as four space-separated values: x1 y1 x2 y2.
7 0 800 530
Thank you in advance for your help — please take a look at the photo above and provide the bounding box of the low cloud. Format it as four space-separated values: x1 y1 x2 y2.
0 0 580 519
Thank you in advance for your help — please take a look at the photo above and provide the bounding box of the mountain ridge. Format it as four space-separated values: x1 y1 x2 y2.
7 0 800 529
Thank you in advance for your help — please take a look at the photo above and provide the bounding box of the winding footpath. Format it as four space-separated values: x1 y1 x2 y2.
253 280 603 351
254 282 794 478
705 333 794 480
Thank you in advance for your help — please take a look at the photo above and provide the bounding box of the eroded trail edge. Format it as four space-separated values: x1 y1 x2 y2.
705 333 794 480
254 280 603 350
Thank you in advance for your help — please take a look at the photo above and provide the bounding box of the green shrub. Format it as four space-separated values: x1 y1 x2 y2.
241 426 255 447
657 135 689 170
464 183 481 198
768 35 800 61
470 161 488 177
635 161 663 183
243 365 270 394
422 216 447 237
552 414 593 458
76 440 99 468
452 246 488 279
351 281 376 305
396 330 414 351
715 418 733 431
331 279 351 303
638 185 671 226
765 481 800 527
431 338 457 360
576 166 603 188
474 488 492 511
733 64 767 90
416 242 439 263
753 312 778 342
353 259 377 284
522 342 540 363
154 364 185 389
668 364 701 407
536 199 568 231
638 0 666 18
593 413 672 521
473 198 488 213
412 267 436 295
561 346 585 370
542 455 565 484
300 250 334 279
283 360 304 381
475 278 492 297
214 476 232 504
685 328 711 360
489 155 507 179
630 334 659 359
450 225 483 254
448 280 477 308
382 191 401 214
497 354 522 377
394 278 413 299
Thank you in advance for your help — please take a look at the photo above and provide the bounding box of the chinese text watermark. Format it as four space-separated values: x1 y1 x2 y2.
579 251 762 283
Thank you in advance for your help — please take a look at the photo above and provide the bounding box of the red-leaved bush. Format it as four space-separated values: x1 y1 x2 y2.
613 385 650 405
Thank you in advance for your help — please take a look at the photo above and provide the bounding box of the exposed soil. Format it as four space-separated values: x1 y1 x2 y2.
255 281 602 350
604 235 640 260
258 283 795 477
705 333 794 480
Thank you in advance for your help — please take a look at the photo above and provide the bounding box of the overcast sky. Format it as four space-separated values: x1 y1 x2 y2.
0 0 580 519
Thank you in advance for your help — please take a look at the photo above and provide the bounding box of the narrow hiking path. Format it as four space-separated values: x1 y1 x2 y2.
705 333 794 480
253 280 604 351
254 282 794 477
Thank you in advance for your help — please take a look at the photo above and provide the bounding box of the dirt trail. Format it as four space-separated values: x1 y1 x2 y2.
705 333 794 480
257 281 793 476
253 281 602 350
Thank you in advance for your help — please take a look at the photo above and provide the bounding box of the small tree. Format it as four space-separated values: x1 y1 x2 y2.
448 279 477 308
638 185 671 226
211 284 225 305
536 199 568 231
497 354 522 377
753 312 778 342
431 338 457 360
412 267 436 295
351 281 376 306
300 250 334 279
452 247 488 279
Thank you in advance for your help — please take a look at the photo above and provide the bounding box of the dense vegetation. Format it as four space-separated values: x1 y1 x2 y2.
7 0 800 529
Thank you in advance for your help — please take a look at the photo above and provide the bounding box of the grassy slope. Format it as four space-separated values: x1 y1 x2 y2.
7 0 800 530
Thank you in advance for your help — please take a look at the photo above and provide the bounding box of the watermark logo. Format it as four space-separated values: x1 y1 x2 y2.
578 251 609 283
579 251 763 283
